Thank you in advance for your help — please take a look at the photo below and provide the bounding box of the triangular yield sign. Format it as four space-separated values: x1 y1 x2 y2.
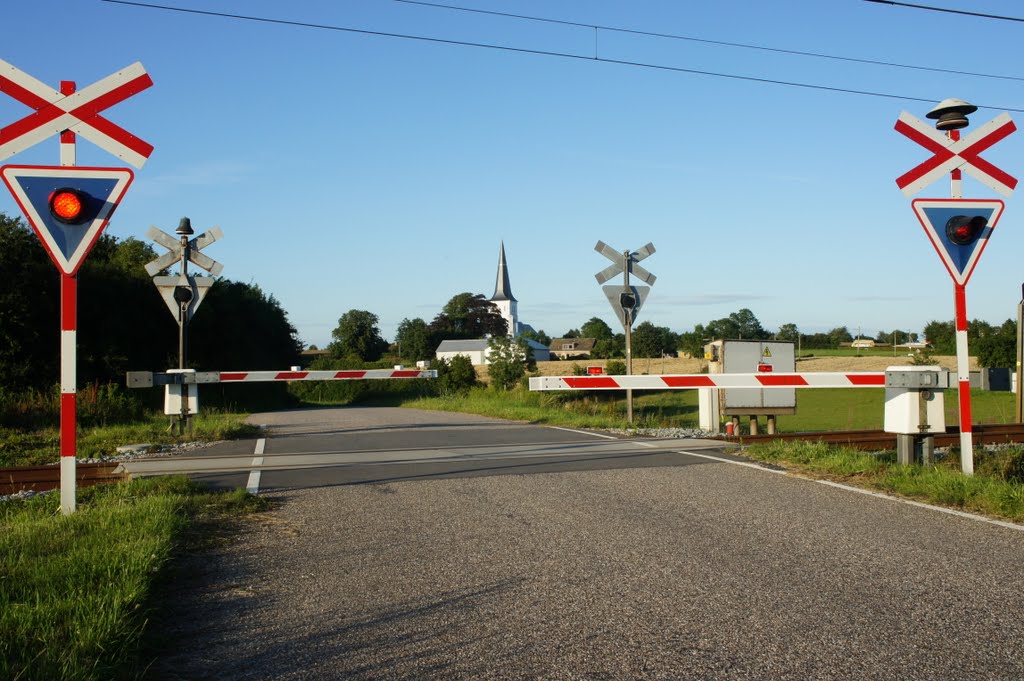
152 274 215 322
911 198 1004 287
602 284 650 328
0 165 134 275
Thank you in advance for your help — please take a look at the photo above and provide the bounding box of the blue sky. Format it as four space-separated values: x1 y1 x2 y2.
2 0 1024 350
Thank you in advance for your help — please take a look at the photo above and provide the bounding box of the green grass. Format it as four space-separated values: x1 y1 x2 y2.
0 412 262 467
0 476 268 681
405 386 702 430
744 440 1024 521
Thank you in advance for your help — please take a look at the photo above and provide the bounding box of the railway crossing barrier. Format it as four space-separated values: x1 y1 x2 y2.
127 368 438 416
529 367 951 465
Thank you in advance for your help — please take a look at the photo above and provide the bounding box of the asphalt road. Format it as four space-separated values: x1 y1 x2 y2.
145 406 1024 680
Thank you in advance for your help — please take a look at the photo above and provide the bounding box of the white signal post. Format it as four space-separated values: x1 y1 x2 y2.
895 100 1018 475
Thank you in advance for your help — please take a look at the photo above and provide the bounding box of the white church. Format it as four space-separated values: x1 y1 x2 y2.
434 242 550 366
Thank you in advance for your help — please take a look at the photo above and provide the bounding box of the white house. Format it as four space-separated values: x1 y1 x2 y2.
435 338 550 367
435 339 491 366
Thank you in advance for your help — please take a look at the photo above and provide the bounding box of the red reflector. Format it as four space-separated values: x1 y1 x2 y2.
757 363 773 373
587 366 604 375
49 189 84 223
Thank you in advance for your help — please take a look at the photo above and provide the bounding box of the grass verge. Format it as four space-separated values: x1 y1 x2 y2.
404 385 700 430
744 440 1024 522
0 476 267 681
0 412 262 467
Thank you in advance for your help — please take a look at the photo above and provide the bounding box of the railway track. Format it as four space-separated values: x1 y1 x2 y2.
3 424 1024 495
723 423 1024 450
0 462 126 496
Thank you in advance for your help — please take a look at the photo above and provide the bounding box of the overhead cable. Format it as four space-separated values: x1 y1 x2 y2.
98 0 1024 112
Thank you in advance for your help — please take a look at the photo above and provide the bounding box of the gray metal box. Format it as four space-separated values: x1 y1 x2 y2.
705 340 797 414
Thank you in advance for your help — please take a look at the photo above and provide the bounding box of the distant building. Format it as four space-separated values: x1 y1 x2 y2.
434 242 550 366
489 241 519 336
435 339 491 366
850 339 876 349
436 338 550 366
549 337 596 360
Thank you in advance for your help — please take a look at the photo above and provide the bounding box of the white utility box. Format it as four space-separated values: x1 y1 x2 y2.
883 366 946 434
164 369 199 416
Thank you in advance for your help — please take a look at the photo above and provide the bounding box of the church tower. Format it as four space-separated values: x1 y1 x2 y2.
489 241 518 336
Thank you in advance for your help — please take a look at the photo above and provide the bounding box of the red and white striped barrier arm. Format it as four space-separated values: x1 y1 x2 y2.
220 369 436 382
126 369 437 388
529 372 885 391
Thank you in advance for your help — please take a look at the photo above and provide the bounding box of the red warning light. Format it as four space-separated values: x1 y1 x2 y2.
49 188 86 224
945 215 987 246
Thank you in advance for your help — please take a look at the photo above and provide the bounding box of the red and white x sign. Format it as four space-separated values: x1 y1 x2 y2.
0 59 153 168
895 111 1017 198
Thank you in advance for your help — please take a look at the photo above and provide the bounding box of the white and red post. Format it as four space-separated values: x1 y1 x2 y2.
59 80 78 514
953 284 974 475
948 128 976 475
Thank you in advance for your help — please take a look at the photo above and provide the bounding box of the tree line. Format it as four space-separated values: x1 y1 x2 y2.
5 199 1018 402
0 212 302 394
331 299 1018 371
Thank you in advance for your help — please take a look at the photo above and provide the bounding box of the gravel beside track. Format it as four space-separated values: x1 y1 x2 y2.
149 460 1024 680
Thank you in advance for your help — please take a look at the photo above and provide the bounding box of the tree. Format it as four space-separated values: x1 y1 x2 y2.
676 325 708 359
923 320 955 355
975 319 1015 368
329 310 388 361
592 334 625 359
632 322 678 359
519 327 551 347
776 323 800 342
431 292 508 338
873 329 918 347
394 317 434 361
487 335 531 390
0 212 58 389
0 210 304 406
828 326 853 348
190 280 303 371
580 317 614 341
703 309 768 341
561 328 580 339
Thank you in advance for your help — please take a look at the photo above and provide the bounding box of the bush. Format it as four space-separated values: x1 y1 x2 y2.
435 355 477 396
0 383 147 430
606 360 627 375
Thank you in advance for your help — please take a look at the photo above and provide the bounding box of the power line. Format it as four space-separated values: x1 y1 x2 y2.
863 0 1024 23
395 0 1024 82
99 0 1024 112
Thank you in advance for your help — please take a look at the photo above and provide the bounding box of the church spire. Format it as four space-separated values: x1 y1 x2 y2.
490 241 517 303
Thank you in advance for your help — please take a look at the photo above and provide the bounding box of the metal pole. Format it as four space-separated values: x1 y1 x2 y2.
178 232 190 436
623 250 633 423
